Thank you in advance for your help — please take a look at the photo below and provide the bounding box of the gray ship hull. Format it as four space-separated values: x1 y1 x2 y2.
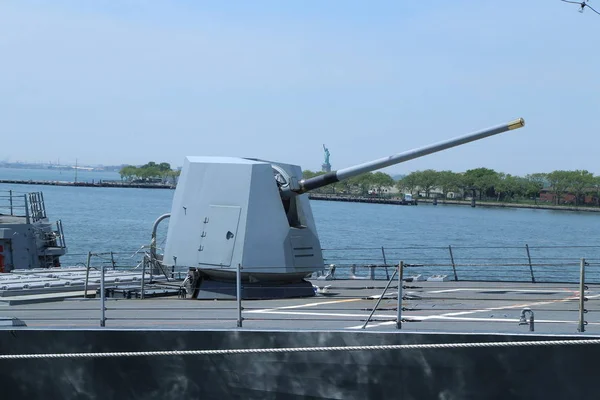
1 328 598 400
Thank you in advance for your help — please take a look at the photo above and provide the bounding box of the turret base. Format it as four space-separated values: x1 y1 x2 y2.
193 277 316 300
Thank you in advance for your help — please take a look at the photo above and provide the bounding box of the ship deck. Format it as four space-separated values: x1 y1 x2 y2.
0 215 27 224
1 279 598 336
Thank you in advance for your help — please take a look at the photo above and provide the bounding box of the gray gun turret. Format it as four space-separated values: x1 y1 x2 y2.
162 117 526 300
285 118 525 195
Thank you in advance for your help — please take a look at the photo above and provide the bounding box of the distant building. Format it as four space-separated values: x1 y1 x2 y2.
539 189 598 205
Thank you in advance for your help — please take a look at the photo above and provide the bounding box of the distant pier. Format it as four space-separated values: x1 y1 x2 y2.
0 179 175 189
308 193 600 213
308 193 417 205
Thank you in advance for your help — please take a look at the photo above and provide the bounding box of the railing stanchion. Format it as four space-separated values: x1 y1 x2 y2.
382 246 390 279
141 255 147 299
24 194 30 224
236 263 243 328
100 265 106 327
525 244 535 283
83 252 92 298
396 261 404 330
448 245 458 281
578 258 586 333
361 264 398 330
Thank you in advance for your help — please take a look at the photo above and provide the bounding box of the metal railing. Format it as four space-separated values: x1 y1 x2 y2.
1 242 598 334
0 190 28 220
0 257 595 336
320 244 600 284
0 190 48 223
54 243 600 285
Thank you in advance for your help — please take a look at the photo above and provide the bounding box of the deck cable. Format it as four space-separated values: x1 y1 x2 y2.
2 339 600 360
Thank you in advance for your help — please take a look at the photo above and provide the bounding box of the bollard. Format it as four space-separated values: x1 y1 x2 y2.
529 313 534 331
519 308 534 332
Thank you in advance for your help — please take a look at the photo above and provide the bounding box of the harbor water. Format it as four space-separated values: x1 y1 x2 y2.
1 167 600 283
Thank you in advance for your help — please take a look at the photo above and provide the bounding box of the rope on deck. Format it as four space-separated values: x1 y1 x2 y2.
2 338 600 360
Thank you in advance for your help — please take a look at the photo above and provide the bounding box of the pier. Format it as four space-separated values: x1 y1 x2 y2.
309 193 600 212
308 193 417 205
0 179 174 189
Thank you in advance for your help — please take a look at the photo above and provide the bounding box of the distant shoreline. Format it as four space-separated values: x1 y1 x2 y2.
417 198 600 213
3 180 600 213
0 179 174 190
309 193 600 213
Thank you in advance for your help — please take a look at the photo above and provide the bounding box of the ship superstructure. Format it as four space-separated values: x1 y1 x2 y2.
0 191 67 272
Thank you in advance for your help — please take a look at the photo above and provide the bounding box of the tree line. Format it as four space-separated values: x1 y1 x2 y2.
397 168 600 206
119 162 181 183
303 168 600 206
302 170 396 196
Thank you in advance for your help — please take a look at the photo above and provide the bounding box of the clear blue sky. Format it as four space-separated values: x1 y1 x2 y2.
1 1 598 176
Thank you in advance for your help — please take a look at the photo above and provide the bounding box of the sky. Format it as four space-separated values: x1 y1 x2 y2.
1 1 599 176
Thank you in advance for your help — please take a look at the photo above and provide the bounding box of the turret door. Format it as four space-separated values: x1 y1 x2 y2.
197 205 241 268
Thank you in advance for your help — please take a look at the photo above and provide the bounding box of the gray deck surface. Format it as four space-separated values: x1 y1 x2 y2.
0 215 26 224
0 279 598 335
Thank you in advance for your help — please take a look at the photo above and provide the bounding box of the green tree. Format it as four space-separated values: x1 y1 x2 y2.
526 173 547 188
119 165 138 181
139 166 161 180
396 173 418 196
158 162 172 183
546 170 571 205
302 170 321 179
568 170 594 206
413 169 438 198
301 170 341 194
169 169 181 185
525 173 546 202
120 161 180 184
348 173 373 195
495 174 529 201
371 172 395 194
593 176 600 207
463 168 500 200
436 170 462 199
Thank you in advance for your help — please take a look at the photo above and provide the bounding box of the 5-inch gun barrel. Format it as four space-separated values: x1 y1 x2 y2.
295 118 525 194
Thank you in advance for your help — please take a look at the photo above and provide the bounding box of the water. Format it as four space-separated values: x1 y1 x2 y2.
2 169 600 283
316 201 600 282
0 167 121 183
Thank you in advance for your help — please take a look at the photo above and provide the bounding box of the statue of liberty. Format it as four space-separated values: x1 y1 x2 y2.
322 144 331 172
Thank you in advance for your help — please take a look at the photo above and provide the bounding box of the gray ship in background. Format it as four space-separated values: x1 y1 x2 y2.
3 117 600 400
0 192 66 272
